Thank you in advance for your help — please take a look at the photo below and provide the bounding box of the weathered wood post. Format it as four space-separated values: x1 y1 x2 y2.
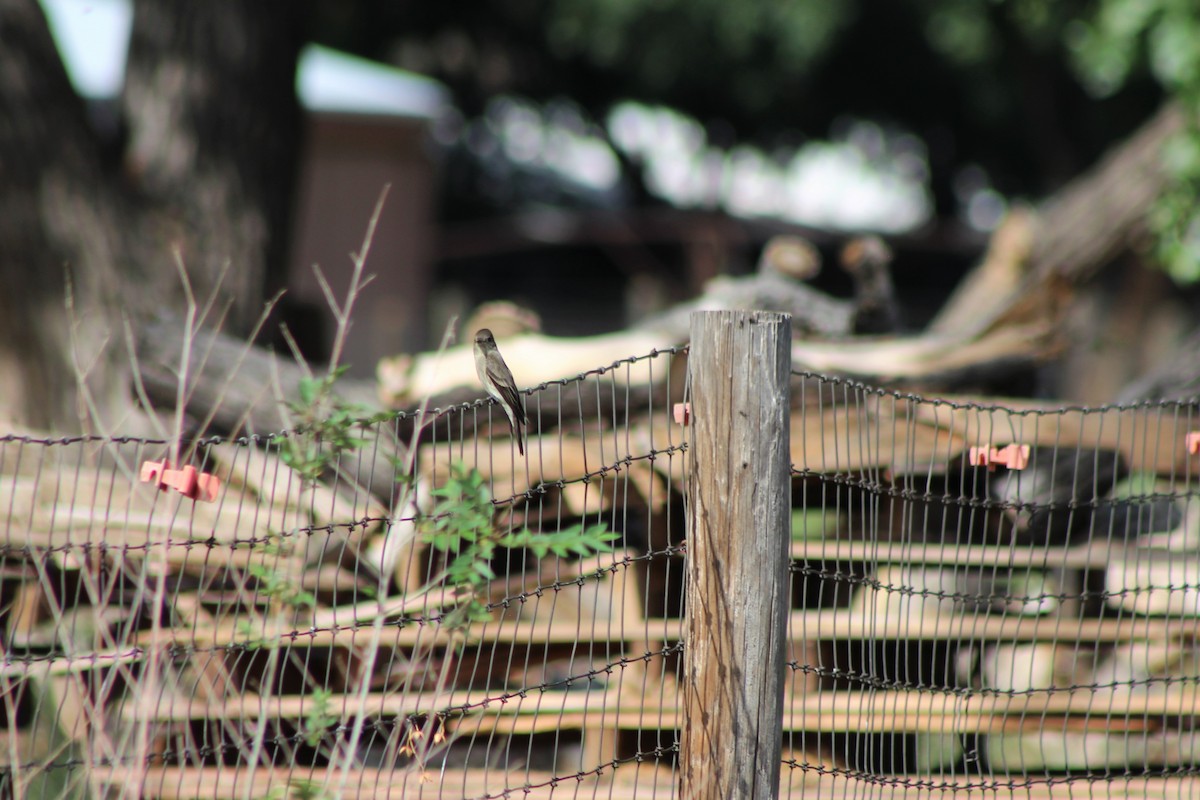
681 310 792 799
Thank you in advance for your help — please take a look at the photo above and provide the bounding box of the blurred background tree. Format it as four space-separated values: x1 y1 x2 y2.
315 0 1165 213
0 0 301 428
1069 0 1200 282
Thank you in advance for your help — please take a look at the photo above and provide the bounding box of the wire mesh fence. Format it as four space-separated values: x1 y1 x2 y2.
2 343 1200 798
785 371 1200 798
0 347 687 799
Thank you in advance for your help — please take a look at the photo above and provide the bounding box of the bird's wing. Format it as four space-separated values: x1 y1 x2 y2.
488 360 527 423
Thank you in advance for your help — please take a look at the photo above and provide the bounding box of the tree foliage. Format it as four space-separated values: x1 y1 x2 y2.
1069 0 1200 281
320 0 1196 276
327 1 1159 198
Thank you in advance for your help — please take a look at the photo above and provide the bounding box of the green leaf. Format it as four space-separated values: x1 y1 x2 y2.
298 377 319 406
303 688 337 748
447 551 484 585
1149 9 1200 88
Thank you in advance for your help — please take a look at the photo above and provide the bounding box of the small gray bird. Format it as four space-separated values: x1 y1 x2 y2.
473 328 527 455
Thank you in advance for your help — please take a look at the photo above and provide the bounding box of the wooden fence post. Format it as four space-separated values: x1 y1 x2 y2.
681 310 792 799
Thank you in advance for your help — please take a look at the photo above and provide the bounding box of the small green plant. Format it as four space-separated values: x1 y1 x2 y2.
301 688 339 748
422 463 620 629
267 778 336 800
232 531 316 650
248 562 318 610
280 367 387 483
233 618 273 650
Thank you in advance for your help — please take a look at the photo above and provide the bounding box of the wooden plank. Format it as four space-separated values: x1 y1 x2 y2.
133 615 661 649
791 540 1118 569
787 610 1200 642
131 605 1199 652
448 704 1153 737
789 393 1200 477
100 765 672 799
913 399 1198 477
0 648 143 679
6 536 373 591
779 772 1200 800
116 685 1200 731
793 397 960 478
102 765 1200 799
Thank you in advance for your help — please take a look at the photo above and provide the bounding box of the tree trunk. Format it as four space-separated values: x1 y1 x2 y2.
0 0 127 427
122 0 304 335
0 0 303 430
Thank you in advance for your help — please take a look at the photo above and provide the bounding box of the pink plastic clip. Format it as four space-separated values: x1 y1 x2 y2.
1187 432 1200 455
673 402 691 426
968 444 1030 471
140 460 221 502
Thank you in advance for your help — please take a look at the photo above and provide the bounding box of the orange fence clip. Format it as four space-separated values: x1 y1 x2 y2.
139 460 221 502
1187 432 1200 455
967 444 1030 471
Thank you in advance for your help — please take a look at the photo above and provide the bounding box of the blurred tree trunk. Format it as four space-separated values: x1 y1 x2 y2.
122 0 303 334
0 0 302 430
0 0 128 428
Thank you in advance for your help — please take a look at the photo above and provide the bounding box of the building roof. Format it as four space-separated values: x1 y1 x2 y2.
41 0 448 119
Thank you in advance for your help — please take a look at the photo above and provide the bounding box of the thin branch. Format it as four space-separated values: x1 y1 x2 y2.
122 317 171 441
171 248 197 467
326 184 390 375
277 324 313 382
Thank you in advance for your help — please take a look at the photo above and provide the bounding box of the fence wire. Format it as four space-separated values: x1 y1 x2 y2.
3 354 1200 799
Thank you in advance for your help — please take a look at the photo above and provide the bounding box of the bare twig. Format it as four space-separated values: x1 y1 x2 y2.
170 249 197 468
324 185 389 377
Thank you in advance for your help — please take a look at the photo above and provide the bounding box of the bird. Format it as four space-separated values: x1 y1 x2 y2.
473 328 527 455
